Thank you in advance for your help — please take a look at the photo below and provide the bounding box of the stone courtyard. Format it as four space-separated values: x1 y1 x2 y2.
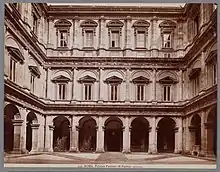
4 152 216 167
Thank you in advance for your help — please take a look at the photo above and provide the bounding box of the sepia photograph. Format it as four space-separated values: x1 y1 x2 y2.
3 2 217 170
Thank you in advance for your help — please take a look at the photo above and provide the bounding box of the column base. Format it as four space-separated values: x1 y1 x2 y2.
29 150 39 154
95 149 105 153
122 150 131 154
98 100 104 104
69 147 79 153
11 148 23 154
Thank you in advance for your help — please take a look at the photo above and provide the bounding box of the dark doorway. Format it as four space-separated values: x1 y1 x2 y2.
131 117 149 152
79 117 97 152
26 112 38 152
4 104 20 153
191 114 201 146
207 107 217 157
104 117 123 152
53 116 70 152
157 117 176 153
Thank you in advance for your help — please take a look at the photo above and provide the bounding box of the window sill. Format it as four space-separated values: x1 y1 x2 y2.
82 47 95 50
56 47 69 51
161 48 174 51
135 47 147 50
108 47 121 50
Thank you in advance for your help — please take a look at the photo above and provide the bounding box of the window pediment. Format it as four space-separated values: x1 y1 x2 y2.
55 19 72 28
159 76 178 84
107 20 124 27
159 20 176 28
52 75 70 83
6 46 24 64
205 50 217 63
189 68 201 79
78 75 96 83
132 76 149 84
28 66 41 78
133 20 150 28
104 76 123 83
81 20 98 27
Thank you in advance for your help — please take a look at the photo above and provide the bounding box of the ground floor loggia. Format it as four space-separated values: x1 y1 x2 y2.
4 103 217 158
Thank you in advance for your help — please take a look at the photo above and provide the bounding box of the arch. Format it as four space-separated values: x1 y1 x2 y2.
52 70 72 80
5 36 22 50
4 104 20 152
205 41 217 63
103 70 125 81
130 70 152 82
133 20 150 28
157 70 178 82
78 116 97 152
77 70 99 81
130 117 150 152
104 116 123 152
157 117 176 153
107 20 124 27
190 114 201 155
206 106 217 157
26 112 38 152
80 19 98 27
159 20 177 28
53 116 70 152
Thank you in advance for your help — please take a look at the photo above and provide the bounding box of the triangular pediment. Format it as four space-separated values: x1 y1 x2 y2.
6 46 24 64
159 76 177 84
78 75 96 83
52 75 70 83
28 66 41 78
132 76 149 83
104 76 123 83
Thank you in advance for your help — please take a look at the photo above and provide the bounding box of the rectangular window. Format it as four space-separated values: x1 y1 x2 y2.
110 84 118 101
111 31 120 48
60 31 68 47
33 13 38 34
137 85 144 101
58 83 66 100
84 84 92 100
194 16 199 35
30 74 35 93
85 30 94 47
213 63 217 85
136 31 145 48
163 33 171 48
9 59 16 82
192 77 200 96
163 85 171 101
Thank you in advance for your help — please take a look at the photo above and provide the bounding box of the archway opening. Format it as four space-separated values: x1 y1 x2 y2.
190 114 201 149
104 117 123 152
157 117 176 153
207 107 217 157
4 104 20 152
26 112 37 152
79 117 97 152
131 117 149 152
53 116 70 152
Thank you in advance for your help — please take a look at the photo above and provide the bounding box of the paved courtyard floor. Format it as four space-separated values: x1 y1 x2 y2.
4 152 216 169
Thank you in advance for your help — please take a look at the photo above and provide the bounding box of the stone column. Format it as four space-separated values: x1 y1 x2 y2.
47 18 54 48
178 119 183 153
150 16 158 57
152 69 157 101
72 68 77 103
179 70 183 101
174 127 179 153
48 125 55 152
148 117 157 154
205 122 214 156
200 111 206 156
185 117 191 153
199 52 207 94
30 124 40 153
11 119 23 154
69 116 79 152
98 68 104 103
122 117 130 153
125 68 130 102
126 16 132 49
96 116 105 153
